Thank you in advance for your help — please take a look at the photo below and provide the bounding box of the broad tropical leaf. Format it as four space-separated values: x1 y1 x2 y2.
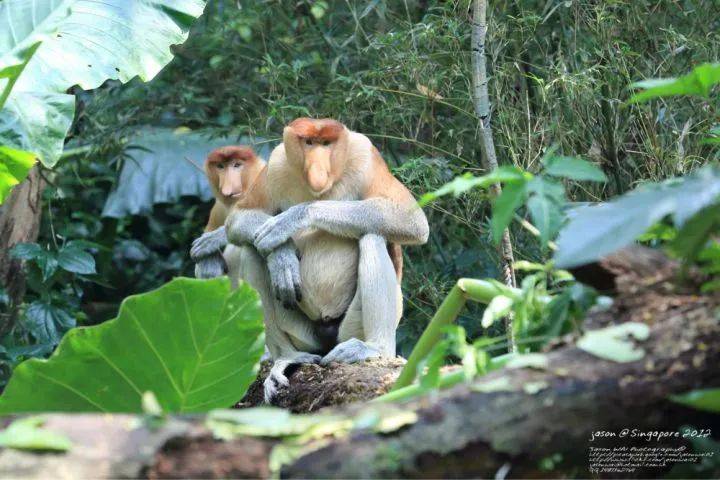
0 0 207 169
0 277 265 413
101 128 273 218
554 166 720 268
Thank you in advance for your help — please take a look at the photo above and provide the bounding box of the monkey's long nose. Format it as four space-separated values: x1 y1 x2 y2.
307 163 329 193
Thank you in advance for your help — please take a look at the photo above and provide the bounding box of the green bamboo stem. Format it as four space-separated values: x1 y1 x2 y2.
391 278 520 391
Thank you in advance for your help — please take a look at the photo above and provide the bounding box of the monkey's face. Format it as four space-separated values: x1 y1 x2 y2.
285 118 347 197
214 159 245 199
205 146 258 205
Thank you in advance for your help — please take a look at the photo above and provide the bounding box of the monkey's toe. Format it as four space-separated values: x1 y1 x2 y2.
320 338 382 365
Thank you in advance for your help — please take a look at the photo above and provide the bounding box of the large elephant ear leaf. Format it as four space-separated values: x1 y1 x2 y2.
0 277 265 414
0 0 207 169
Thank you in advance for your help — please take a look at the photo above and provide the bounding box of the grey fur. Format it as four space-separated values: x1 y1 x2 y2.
190 226 227 259
193 251 226 279
253 198 428 254
266 243 302 307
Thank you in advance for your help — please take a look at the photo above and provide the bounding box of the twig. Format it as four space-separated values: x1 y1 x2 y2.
471 0 517 352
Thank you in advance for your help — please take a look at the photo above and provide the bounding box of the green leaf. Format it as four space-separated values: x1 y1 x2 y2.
669 204 720 263
671 389 720 413
481 294 513 328
0 145 35 203
0 416 72 452
526 177 565 249
554 166 720 268
490 181 527 244
57 245 96 275
23 301 76 345
543 156 607 182
0 91 74 167
0 277 264 414
418 166 530 206
629 63 720 103
577 323 649 363
0 0 207 168
9 242 44 261
11 243 58 280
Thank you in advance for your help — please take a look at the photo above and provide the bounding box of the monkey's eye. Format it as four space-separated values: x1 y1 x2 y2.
305 139 312 146
216 164 225 170
233 162 242 168
323 140 331 146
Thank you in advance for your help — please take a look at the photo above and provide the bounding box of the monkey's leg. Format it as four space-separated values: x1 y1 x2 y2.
227 209 302 305
194 251 227 279
235 244 321 402
321 234 398 365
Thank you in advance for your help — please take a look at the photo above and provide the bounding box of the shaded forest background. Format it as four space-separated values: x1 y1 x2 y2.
13 0 720 371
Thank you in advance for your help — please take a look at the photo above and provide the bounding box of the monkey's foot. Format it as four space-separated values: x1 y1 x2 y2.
320 338 382 365
264 353 322 403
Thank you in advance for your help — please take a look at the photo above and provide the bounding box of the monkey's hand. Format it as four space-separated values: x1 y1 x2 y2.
254 204 311 255
266 242 302 308
264 352 322 403
320 338 382 365
194 251 227 279
190 226 227 260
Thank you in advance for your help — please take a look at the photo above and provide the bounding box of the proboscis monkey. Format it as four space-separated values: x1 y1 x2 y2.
191 145 395 370
218 118 428 401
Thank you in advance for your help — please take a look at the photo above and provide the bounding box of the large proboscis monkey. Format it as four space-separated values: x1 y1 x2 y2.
190 146 265 280
217 118 428 401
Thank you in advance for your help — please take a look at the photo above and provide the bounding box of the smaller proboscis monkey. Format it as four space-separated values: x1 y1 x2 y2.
190 146 265 279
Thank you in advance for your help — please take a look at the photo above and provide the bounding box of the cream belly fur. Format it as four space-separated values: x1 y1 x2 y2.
294 229 359 321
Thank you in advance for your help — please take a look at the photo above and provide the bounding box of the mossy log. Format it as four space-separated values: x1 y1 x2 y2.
1 248 719 478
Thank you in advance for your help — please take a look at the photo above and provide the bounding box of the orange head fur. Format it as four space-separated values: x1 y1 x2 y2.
283 118 349 196
205 146 263 206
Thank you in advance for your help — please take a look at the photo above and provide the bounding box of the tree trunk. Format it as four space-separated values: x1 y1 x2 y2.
0 166 45 336
471 0 517 351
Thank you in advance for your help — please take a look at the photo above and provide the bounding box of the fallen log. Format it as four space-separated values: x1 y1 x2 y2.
1 248 719 478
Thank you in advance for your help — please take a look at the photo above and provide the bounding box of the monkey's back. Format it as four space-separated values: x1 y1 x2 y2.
294 229 359 321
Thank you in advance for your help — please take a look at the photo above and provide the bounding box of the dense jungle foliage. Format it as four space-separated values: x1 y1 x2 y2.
2 0 719 385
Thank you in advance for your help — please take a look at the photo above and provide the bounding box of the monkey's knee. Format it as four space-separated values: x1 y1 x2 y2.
359 233 387 252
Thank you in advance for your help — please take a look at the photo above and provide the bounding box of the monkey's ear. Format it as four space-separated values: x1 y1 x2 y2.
283 126 306 163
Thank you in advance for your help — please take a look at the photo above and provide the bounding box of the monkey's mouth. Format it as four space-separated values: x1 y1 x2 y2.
230 192 244 199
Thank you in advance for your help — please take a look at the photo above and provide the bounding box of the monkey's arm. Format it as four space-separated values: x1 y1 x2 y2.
254 198 428 254
226 207 303 306
191 202 229 278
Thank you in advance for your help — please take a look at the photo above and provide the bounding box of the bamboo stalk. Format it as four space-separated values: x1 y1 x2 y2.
391 278 519 391
471 0 518 352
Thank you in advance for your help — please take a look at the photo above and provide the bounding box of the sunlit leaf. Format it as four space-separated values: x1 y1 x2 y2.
0 416 72 452
0 145 35 203
629 63 720 103
418 166 530 206
0 0 207 168
671 389 720 413
481 295 513 328
577 323 649 363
